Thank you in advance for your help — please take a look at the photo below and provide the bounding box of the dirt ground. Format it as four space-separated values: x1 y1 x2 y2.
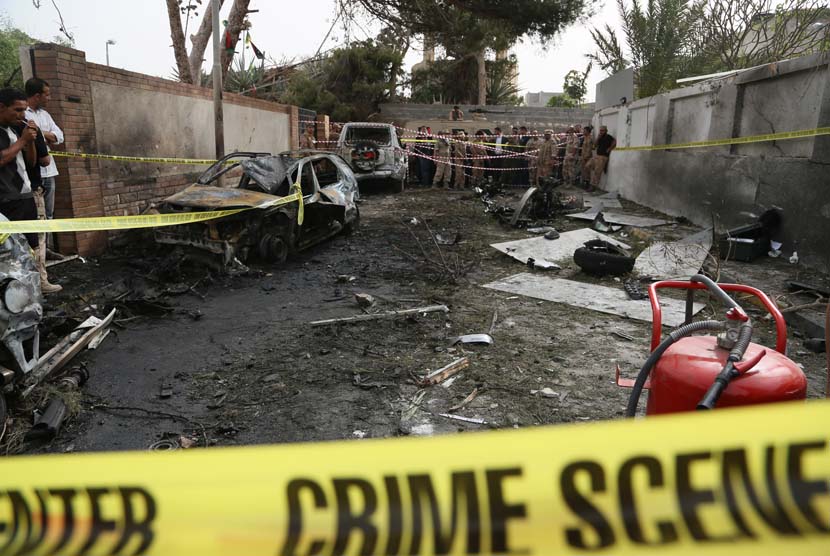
4 184 828 455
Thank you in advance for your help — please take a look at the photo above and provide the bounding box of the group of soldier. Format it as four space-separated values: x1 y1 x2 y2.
409 124 615 191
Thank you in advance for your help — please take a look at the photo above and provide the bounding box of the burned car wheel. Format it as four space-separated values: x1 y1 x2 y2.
344 208 360 235
259 234 288 264
574 240 635 276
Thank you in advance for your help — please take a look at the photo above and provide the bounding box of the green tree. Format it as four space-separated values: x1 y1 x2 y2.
0 17 35 88
280 39 405 121
342 0 598 104
562 63 592 105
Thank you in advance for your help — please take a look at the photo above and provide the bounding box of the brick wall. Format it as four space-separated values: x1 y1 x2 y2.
25 43 309 256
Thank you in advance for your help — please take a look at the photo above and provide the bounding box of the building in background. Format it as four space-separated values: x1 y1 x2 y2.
524 91 564 107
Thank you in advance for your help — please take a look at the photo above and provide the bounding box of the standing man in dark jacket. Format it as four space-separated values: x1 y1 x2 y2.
0 87 62 293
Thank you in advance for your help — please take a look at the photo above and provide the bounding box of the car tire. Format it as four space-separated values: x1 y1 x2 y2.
573 240 635 276
259 234 288 264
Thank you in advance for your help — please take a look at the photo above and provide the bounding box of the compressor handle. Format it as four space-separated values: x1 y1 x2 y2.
648 281 787 354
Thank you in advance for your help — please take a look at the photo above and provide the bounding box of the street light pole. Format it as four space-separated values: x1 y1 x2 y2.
211 0 225 159
105 39 116 66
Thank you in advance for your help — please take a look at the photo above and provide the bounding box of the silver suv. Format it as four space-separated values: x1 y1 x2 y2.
336 123 407 192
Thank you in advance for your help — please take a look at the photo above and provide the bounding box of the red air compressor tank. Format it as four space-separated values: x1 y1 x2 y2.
620 280 807 415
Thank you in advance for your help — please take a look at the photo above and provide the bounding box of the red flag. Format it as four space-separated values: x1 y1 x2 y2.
249 39 265 60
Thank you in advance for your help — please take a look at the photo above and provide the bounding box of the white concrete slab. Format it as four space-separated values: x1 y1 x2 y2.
583 192 623 209
634 229 713 280
491 228 631 266
567 210 672 228
483 273 703 327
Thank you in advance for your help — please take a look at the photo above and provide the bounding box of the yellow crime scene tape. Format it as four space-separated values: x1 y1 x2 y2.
615 126 830 151
49 151 221 166
0 185 305 235
1 400 828 555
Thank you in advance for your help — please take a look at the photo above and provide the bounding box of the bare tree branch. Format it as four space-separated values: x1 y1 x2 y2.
165 0 194 84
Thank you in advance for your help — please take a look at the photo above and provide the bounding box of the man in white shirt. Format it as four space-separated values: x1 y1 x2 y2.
25 78 63 220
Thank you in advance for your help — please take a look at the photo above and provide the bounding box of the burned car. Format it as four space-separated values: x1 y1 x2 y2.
336 122 407 192
155 151 359 267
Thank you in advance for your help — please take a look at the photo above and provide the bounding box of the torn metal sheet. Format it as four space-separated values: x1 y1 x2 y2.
567 209 672 228
583 192 623 209
451 334 494 346
634 229 713 280
492 228 630 267
483 273 703 327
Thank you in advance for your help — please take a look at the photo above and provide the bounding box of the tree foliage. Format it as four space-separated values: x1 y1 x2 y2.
0 17 35 89
546 94 577 107
342 0 598 103
279 39 405 121
590 0 830 99
562 62 592 105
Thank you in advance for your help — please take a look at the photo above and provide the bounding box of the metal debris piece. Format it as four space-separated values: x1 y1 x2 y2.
46 254 82 268
310 304 449 327
148 438 180 451
492 228 630 268
612 330 636 341
531 387 559 398
449 387 480 412
634 229 713 280
435 232 461 245
624 279 649 300
26 398 67 440
592 212 623 233
544 229 560 240
354 293 376 308
526 226 556 234
526 258 561 270
451 334 494 346
420 357 469 386
21 309 117 399
353 430 367 439
337 275 356 283
439 413 487 425
568 209 671 228
483 274 703 327
57 366 89 390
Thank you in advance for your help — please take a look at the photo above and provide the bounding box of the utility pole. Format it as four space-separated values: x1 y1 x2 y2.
105 39 116 66
212 0 225 159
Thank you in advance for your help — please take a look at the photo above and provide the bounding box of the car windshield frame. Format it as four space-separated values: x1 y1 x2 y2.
343 126 393 146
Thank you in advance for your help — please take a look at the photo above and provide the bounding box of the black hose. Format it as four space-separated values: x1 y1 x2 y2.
690 274 741 309
626 320 724 417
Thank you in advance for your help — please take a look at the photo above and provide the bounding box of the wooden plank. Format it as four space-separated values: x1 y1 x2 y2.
309 304 449 327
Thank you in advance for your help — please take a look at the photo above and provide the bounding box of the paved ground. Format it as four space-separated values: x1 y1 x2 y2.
4 185 828 455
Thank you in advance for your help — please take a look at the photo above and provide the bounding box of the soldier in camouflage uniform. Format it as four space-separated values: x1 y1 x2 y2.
432 131 452 188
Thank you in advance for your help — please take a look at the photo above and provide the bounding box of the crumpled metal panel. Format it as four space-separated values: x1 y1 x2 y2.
162 185 281 210
240 156 291 194
0 216 42 377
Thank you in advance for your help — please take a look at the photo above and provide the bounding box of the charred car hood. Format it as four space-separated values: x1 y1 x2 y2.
162 185 281 210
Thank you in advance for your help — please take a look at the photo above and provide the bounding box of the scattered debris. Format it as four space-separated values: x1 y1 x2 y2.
574 240 635 276
449 388 480 412
45 254 83 268
354 293 376 308
483 273 703 326
159 383 173 399
434 232 461 245
309 304 449 327
583 192 623 209
492 228 630 268
789 251 800 265
57 366 90 390
531 387 558 398
352 430 367 439
788 281 830 298
526 258 561 271
148 438 180 451
623 279 649 300
612 330 636 341
451 334 494 346
544 229 560 240
336 275 356 283
438 413 486 425
527 226 556 234
21 309 117 399
768 241 782 258
419 357 469 386
591 212 623 233
568 209 671 228
26 398 68 440
634 229 713 280
488 309 499 335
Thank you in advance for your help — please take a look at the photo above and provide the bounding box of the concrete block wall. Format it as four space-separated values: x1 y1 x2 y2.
23 43 304 256
593 52 830 273
379 103 595 131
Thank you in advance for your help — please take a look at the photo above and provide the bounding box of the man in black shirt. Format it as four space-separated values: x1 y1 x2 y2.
0 87 62 293
590 125 616 190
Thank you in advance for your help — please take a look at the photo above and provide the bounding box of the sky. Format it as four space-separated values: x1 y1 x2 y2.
3 0 621 102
